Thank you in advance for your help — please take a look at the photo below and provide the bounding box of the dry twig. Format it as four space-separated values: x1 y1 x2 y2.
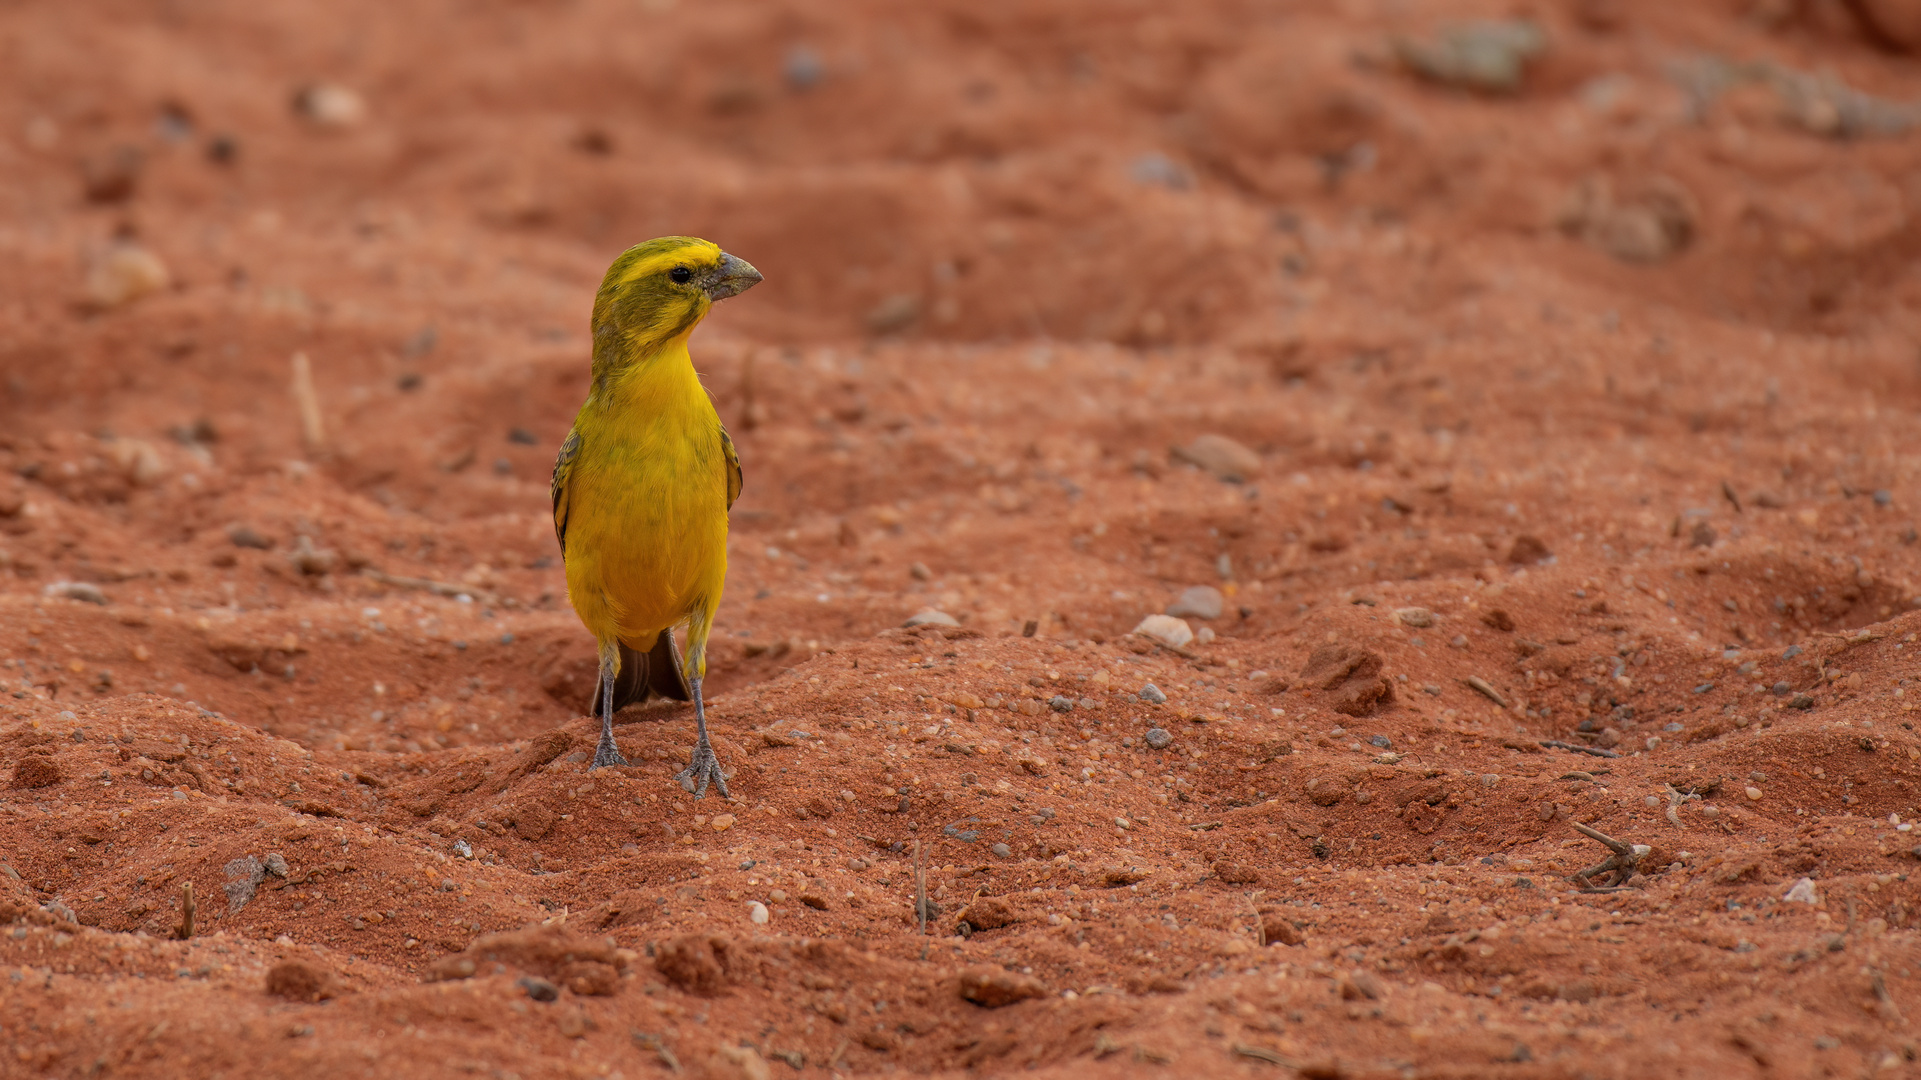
1569 821 1649 890
1539 740 1621 759
174 881 195 940
1465 676 1509 708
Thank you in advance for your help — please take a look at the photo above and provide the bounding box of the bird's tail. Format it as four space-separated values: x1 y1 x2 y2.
597 628 693 714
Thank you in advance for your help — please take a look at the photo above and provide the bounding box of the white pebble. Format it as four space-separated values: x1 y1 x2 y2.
748 901 769 925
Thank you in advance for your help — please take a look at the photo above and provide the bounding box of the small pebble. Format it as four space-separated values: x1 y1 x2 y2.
518 977 558 1002
1166 585 1224 621
1394 607 1435 628
1143 728 1172 750
1772 681 1790 696
991 843 1012 858
748 901 769 925
1170 434 1261 482
1132 615 1193 649
1369 734 1392 749
85 243 170 309
1048 696 1073 713
710 813 736 832
1745 786 1763 801
1140 684 1168 705
293 83 367 127
785 45 825 90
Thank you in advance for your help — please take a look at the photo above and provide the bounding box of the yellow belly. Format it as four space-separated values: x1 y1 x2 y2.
562 357 729 651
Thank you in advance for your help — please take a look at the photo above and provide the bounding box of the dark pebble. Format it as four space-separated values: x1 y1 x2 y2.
518 976 558 1002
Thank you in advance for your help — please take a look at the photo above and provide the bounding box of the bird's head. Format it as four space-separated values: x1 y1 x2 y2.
590 236 762 362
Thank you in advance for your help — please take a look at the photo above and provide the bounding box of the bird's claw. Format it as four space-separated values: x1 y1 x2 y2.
589 737 629 770
676 743 730 800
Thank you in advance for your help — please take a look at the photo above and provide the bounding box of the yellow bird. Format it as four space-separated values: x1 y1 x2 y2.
551 236 761 796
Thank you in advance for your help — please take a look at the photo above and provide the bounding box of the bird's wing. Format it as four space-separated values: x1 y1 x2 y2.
719 423 744 510
551 426 582 557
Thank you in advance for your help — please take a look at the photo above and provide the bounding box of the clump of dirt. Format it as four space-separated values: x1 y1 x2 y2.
4 0 1921 1077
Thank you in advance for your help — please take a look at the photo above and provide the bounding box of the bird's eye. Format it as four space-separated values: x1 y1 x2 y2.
669 266 693 284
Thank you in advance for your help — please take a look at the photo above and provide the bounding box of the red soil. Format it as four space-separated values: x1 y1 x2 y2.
4 1 1921 1077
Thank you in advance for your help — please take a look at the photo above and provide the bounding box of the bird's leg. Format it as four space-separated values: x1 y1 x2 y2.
589 640 628 769
676 676 729 799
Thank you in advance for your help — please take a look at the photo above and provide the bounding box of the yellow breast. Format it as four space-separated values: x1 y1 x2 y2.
561 342 730 646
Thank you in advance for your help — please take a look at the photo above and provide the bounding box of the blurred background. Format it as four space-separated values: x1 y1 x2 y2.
2 0 1920 725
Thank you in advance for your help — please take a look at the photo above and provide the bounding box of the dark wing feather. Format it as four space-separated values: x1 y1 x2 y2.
551 427 582 557
719 423 743 510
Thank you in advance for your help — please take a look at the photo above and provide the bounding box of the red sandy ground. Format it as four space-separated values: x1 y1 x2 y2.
4 1 1921 1077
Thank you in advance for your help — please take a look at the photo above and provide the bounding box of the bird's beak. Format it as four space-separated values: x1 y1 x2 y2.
705 253 762 301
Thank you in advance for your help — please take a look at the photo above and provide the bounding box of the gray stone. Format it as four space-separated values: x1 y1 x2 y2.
1048 696 1073 713
1394 19 1545 93
903 609 960 628
223 856 265 913
1144 728 1172 750
1140 683 1167 705
1166 585 1224 621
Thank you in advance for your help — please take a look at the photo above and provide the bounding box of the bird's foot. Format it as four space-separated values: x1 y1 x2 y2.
589 735 629 770
676 742 730 800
